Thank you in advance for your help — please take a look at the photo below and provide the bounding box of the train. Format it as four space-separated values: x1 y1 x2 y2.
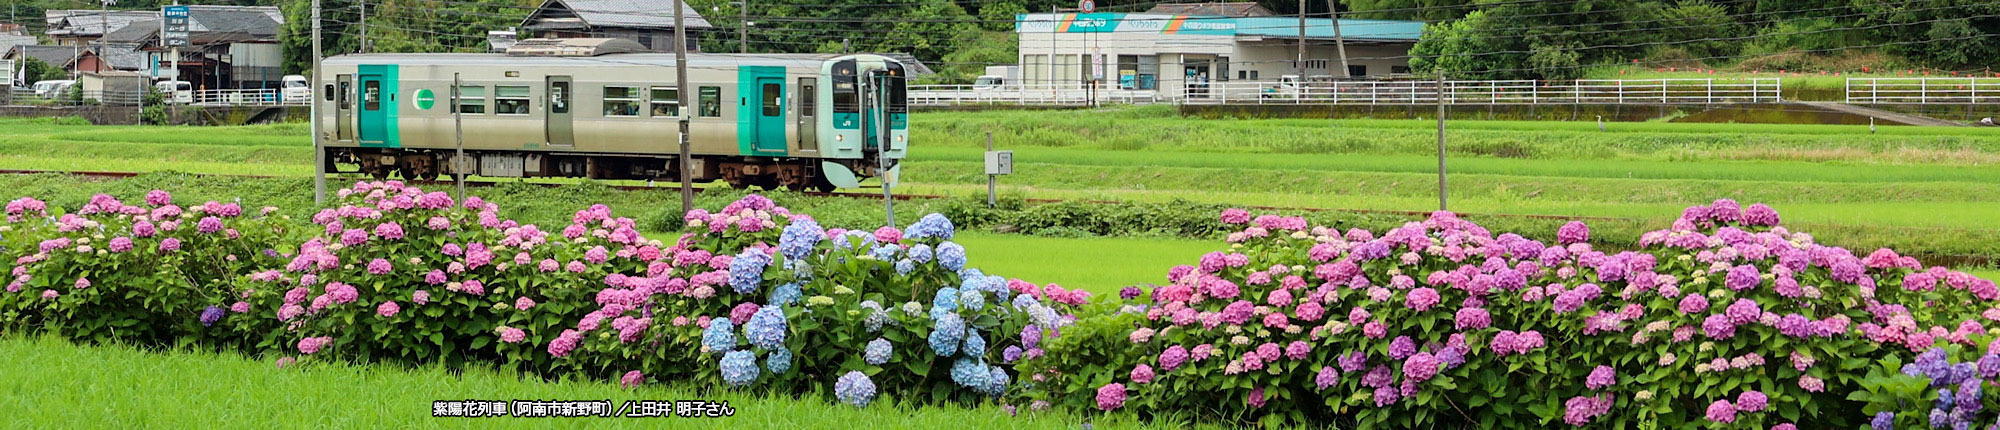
312 38 910 191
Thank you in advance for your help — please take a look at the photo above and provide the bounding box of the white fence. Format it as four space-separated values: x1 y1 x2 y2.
186 89 306 106
1847 78 2000 104
912 79 1783 107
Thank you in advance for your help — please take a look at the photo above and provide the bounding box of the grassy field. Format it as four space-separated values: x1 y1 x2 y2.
0 110 1996 265
0 335 1185 429
954 232 1215 294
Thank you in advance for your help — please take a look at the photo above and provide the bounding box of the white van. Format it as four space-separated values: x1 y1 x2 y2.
282 75 311 103
33 80 76 98
154 80 193 104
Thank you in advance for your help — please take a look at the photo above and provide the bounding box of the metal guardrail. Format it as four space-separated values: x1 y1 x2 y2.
185 89 308 106
912 79 1783 106
3 88 307 107
1846 78 2000 104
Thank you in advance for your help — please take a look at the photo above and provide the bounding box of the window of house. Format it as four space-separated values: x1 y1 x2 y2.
603 86 640 116
495 85 530 114
457 85 486 114
698 86 721 117
650 87 679 117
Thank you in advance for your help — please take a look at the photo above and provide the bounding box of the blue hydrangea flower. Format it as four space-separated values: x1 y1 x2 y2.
1011 294 1040 311
870 244 900 261
929 313 965 356
895 259 915 275
963 331 987 356
906 244 933 263
766 347 793 375
702 318 737 353
865 309 891 332
778 219 826 260
834 371 877 407
960 289 986 312
985 275 1011 301
937 242 966 271
744 306 788 350
783 259 813 281
932 287 960 313
768 282 803 307
902 301 925 315
720 350 760 387
728 249 773 294
1002 345 1024 363
199 305 225 327
865 338 893 365
985 365 1010 395
958 268 985 283
950 357 990 388
905 213 956 240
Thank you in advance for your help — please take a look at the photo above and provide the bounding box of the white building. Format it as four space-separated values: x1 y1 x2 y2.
1015 10 1421 97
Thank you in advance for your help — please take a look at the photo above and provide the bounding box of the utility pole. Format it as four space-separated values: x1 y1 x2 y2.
358 0 368 53
98 0 109 73
312 0 325 205
674 0 693 214
738 1 748 54
1329 0 1348 77
453 73 465 199
1434 71 1447 212
1296 0 1305 80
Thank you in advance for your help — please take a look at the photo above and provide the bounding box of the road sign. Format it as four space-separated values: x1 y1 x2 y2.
163 6 190 47
1079 0 1094 13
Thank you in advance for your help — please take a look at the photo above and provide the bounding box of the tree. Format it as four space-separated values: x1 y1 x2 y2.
20 58 68 84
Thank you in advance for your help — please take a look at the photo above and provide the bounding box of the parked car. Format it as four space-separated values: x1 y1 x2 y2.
282 75 312 103
33 80 76 99
154 80 193 104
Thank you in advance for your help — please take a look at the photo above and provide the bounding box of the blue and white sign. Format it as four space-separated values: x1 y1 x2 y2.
163 5 190 47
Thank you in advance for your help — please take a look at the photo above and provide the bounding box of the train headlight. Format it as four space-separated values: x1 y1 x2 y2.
835 134 844 142
896 135 904 142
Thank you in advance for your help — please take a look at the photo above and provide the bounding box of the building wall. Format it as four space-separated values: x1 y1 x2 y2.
230 42 284 88
1017 30 1413 97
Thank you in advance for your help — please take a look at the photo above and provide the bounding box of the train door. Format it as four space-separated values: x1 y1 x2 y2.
755 77 786 153
797 77 816 151
546 76 574 146
356 71 388 145
335 74 352 141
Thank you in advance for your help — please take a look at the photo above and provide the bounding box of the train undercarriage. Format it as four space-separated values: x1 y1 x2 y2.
324 148 875 192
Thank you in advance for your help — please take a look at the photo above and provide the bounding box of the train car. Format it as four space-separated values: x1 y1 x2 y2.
312 38 910 191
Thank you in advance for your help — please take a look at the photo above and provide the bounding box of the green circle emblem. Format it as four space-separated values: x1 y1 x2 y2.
414 89 435 110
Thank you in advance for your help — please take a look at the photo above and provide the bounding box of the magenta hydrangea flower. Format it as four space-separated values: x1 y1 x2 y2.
366 258 393 275
497 326 527 343
1131 363 1155 384
1403 352 1442 382
1095 383 1127 410
1454 307 1491 330
412 290 431 305
621 370 645 389
1406 287 1441 311
515 296 536 310
297 336 332 355
1735 391 1767 412
1160 345 1189 371
1557 221 1590 245
376 301 400 317
1585 365 1615 390
1705 399 1737 423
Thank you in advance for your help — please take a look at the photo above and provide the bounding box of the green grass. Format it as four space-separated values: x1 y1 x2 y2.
953 232 1218 296
0 334 1173 429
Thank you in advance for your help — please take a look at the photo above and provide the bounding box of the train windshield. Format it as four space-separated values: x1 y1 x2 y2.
832 60 858 113
884 62 907 114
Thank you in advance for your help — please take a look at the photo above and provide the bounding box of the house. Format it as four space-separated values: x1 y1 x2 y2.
102 6 285 90
3 45 86 77
1016 12 1423 94
78 70 148 104
43 10 160 47
518 0 713 52
1143 2 1275 17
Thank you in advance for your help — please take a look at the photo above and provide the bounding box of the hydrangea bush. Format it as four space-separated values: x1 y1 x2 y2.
1013 201 2000 428
0 193 294 347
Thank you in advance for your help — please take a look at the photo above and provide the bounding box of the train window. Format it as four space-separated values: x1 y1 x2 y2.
550 81 571 114
698 86 721 117
649 87 679 117
363 81 381 110
494 85 530 115
457 85 486 114
832 60 857 113
603 86 640 117
885 62 908 114
800 81 815 113
322 84 334 102
761 83 782 117
338 82 351 108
